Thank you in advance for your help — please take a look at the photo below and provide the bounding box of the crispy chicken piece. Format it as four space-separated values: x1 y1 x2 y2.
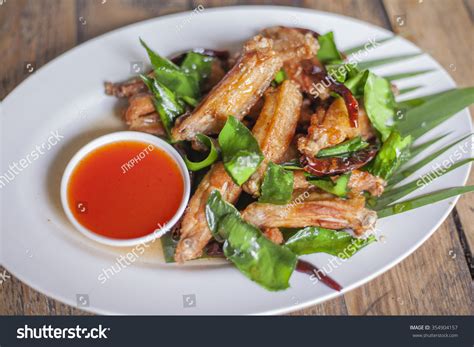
128 113 166 136
263 227 284 244
174 163 241 263
261 26 319 63
292 170 386 197
242 195 377 235
348 170 386 197
242 80 302 196
298 98 375 158
105 77 148 98
171 35 283 142
124 93 155 125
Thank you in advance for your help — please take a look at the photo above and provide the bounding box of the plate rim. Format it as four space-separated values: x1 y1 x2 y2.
1 5 472 315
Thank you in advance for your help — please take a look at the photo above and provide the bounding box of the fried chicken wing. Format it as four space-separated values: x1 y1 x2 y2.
128 112 166 136
261 26 319 63
292 170 385 197
298 98 375 158
174 163 241 263
243 80 302 196
105 78 148 98
171 35 283 142
242 195 376 235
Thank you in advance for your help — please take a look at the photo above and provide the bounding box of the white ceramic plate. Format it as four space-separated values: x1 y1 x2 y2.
1 6 471 315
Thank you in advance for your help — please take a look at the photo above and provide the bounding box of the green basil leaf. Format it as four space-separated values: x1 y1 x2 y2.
218 116 264 185
317 32 343 64
140 39 200 105
364 72 396 141
326 63 360 84
205 190 240 242
141 75 184 138
370 130 412 180
317 136 369 158
344 69 369 97
307 173 351 197
206 191 297 291
180 52 213 87
396 87 474 139
140 38 180 71
284 227 376 258
184 134 220 171
377 186 474 218
259 162 294 204
220 213 297 291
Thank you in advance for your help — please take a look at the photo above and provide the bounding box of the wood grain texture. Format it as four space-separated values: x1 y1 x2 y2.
0 0 472 316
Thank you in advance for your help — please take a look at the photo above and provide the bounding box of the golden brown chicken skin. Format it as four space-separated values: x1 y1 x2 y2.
243 80 302 196
174 163 241 263
298 98 375 158
242 195 377 235
171 35 283 142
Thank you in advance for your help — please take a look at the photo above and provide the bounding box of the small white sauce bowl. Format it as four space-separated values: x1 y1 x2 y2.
60 131 191 247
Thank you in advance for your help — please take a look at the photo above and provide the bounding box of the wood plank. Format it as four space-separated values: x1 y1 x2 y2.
344 218 473 314
383 0 474 264
340 0 474 315
76 0 188 43
0 0 77 99
0 0 79 315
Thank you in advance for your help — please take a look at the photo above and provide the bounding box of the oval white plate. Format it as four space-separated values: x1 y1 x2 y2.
0 6 471 315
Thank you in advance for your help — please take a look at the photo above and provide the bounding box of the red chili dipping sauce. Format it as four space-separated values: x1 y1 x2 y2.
67 141 184 239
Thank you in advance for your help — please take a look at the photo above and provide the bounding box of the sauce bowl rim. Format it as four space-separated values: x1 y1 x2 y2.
60 131 191 247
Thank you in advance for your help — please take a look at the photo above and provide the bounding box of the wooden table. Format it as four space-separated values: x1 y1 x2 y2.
0 0 472 315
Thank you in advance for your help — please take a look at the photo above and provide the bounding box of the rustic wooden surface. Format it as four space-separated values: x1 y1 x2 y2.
0 0 472 315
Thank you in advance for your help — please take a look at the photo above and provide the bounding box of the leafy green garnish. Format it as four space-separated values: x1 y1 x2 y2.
279 159 303 170
205 189 241 242
184 134 220 171
344 69 369 97
259 162 294 204
284 227 376 258
317 136 369 158
377 186 474 218
272 69 286 85
140 39 213 106
357 53 422 70
180 51 213 88
398 85 422 95
140 75 184 138
372 158 474 209
206 191 297 291
307 173 351 197
370 130 412 180
218 116 264 185
388 133 472 187
343 36 394 55
317 32 343 64
326 63 359 83
384 69 434 82
397 87 474 139
364 72 396 141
